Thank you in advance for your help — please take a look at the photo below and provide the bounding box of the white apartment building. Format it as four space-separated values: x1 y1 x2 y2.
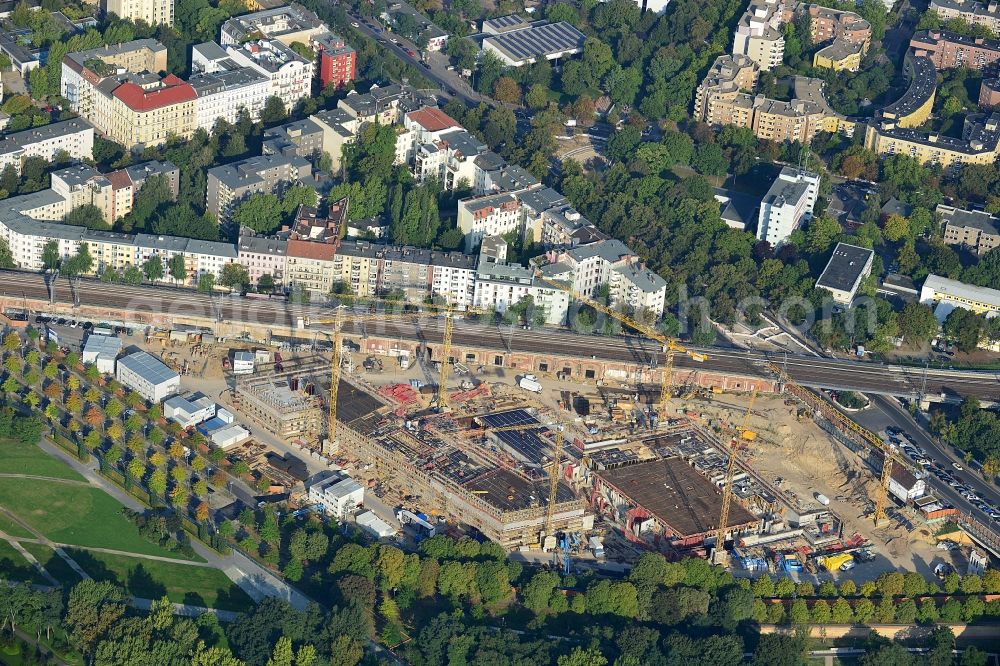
0 119 95 175
103 0 174 26
226 40 313 112
430 253 477 307
190 66 271 132
220 4 327 47
413 129 487 190
398 106 461 165
732 0 786 70
456 192 523 252
473 262 568 325
757 167 820 247
610 264 668 318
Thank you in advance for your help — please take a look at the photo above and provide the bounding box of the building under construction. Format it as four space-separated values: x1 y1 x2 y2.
334 380 592 549
232 359 326 445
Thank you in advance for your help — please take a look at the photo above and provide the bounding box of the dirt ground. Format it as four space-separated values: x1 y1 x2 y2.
685 392 948 580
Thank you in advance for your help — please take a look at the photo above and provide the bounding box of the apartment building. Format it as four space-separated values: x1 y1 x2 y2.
910 29 1000 72
430 252 478 307
814 40 866 71
0 118 94 175
314 33 356 89
732 0 785 70
189 65 271 132
103 0 173 26
694 55 760 122
473 156 539 196
399 106 461 165
540 205 607 249
220 3 327 46
83 230 138 274
308 108 359 172
929 0 1000 35
414 129 487 190
206 154 313 221
472 261 569 325
338 83 432 126
539 239 635 297
236 235 288 287
262 117 325 159
864 113 1000 170
456 192 523 252
939 203 1000 255
224 40 312 112
797 3 871 46
286 239 337 292
610 263 668 318
51 165 119 225
757 167 820 246
63 41 197 148
879 53 937 129
814 242 875 306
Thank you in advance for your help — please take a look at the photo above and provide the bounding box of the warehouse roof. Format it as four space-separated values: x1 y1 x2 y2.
117 350 178 386
483 20 586 64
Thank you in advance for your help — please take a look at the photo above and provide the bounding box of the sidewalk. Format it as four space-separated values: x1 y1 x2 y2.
37 437 313 610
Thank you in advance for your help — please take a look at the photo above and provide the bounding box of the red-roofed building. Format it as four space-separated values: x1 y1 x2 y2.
286 238 338 292
398 106 462 163
102 75 198 147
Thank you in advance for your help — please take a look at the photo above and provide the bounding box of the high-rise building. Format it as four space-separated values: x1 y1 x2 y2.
756 167 820 247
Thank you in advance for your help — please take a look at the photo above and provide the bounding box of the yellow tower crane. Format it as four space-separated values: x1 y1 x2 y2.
437 305 455 411
764 361 910 527
303 308 424 446
714 388 757 564
535 275 707 419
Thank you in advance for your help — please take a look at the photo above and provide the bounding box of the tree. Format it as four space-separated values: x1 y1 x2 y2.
943 308 984 352
751 634 806 666
831 597 853 623
607 126 641 163
557 647 608 666
883 214 910 242
41 240 60 270
143 254 164 282
233 194 282 234
63 204 108 230
62 244 93 277
220 263 251 291
198 274 216 293
169 254 187 283
898 302 939 345
65 580 126 656
260 96 287 124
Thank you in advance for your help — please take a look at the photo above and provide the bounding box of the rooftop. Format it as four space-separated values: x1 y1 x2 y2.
881 53 937 121
482 20 586 63
815 242 874 293
596 457 758 538
82 333 121 357
112 74 197 112
922 273 1000 309
0 118 93 155
938 203 1000 235
117 350 179 386
406 106 460 132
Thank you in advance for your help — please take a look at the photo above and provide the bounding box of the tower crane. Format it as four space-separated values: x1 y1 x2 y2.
714 388 757 564
535 275 707 420
764 361 911 527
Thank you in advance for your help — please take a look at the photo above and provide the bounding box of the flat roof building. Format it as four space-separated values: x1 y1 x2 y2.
920 273 1000 319
116 350 180 403
939 203 1000 255
81 333 121 374
481 17 586 67
814 242 875 306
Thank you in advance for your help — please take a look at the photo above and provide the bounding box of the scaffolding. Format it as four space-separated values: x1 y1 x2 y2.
232 359 327 445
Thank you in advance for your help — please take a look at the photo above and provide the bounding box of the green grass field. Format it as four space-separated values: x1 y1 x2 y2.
0 512 33 539
0 439 85 481
18 542 82 586
0 539 47 585
67 549 255 613
0 478 201 561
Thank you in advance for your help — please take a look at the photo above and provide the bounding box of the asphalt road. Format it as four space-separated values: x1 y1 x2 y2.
345 12 485 106
7 270 1000 400
868 395 1000 531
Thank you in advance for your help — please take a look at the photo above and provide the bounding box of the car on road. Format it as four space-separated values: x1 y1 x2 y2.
351 21 359 26
953 462 964 470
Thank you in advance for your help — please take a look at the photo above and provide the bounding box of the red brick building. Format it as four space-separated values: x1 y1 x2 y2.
313 33 356 89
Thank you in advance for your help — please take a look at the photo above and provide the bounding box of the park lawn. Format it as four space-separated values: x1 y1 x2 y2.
66 549 256 613
0 512 33 539
0 438 86 481
0 478 203 561
0 538 47 584
18 542 82 586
